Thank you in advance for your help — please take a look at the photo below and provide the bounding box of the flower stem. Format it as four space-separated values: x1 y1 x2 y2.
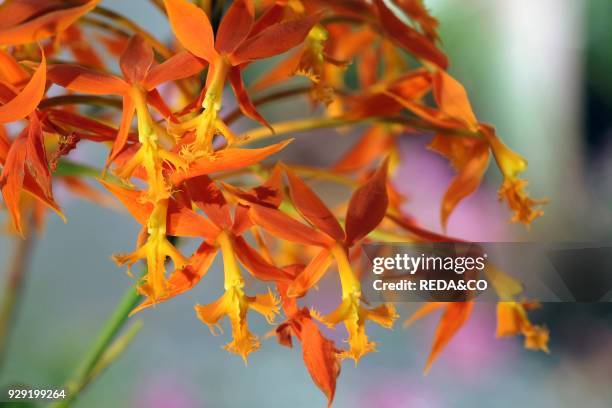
51 283 142 407
0 221 36 370
237 116 479 145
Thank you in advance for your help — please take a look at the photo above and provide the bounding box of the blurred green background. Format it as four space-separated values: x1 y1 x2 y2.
1 0 611 407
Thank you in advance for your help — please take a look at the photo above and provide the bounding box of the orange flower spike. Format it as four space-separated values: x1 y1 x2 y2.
195 230 280 363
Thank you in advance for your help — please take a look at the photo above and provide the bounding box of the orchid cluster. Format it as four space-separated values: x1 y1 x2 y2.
0 0 548 404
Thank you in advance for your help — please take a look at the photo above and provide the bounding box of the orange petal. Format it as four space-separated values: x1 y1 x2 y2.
164 0 218 62
215 0 254 53
221 163 285 208
0 133 28 234
47 64 129 95
24 114 51 196
0 48 29 84
344 159 389 246
424 302 474 373
373 0 448 69
172 140 291 183
0 0 100 45
143 51 207 91
440 142 489 229
99 180 152 224
107 95 136 164
396 0 440 41
332 125 393 173
285 167 344 241
433 70 478 131
0 54 46 123
233 236 291 282
167 198 221 239
185 175 233 229
250 48 302 92
228 67 271 129
119 35 154 85
286 248 333 297
230 14 319 65
249 204 333 247
0 125 10 163
299 316 341 407
403 302 446 328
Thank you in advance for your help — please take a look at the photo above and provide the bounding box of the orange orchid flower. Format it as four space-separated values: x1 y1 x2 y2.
248 160 398 362
47 34 206 168
164 0 318 155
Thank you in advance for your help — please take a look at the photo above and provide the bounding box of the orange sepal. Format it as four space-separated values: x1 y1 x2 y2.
164 0 218 62
249 204 334 247
344 159 389 246
0 54 46 124
285 167 344 241
172 140 291 183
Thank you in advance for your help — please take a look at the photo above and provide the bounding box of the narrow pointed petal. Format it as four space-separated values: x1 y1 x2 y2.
215 0 254 53
249 204 334 247
185 175 232 229
233 236 291 282
107 95 136 164
344 159 389 246
0 48 29 84
221 163 284 208
119 35 154 85
99 180 152 224
299 317 341 407
286 248 333 297
164 0 218 62
424 302 474 373
143 51 207 91
24 114 51 196
167 198 221 239
373 0 448 69
230 14 319 65
228 67 271 129
173 140 291 183
332 126 393 173
433 70 478 130
0 134 28 234
403 302 446 327
0 126 10 163
0 54 46 123
440 143 489 229
285 167 344 241
47 64 130 95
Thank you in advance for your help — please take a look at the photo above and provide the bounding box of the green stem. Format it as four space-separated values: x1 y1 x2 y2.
51 285 142 407
0 220 36 370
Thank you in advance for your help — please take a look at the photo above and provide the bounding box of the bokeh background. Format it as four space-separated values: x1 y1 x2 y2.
1 0 612 406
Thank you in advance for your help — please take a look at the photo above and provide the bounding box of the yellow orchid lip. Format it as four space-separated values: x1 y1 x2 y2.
310 244 398 363
193 230 280 362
